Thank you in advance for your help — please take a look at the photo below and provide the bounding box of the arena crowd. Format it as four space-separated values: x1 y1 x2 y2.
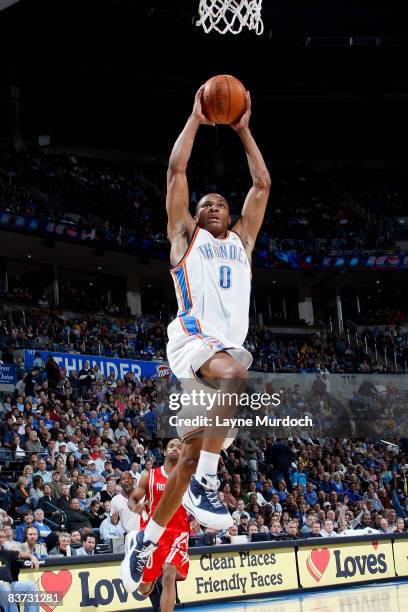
1 149 407 257
1 352 408 559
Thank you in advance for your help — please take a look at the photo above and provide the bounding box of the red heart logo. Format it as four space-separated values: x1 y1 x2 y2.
306 548 330 582
40 570 72 612
41 569 72 597
372 541 379 550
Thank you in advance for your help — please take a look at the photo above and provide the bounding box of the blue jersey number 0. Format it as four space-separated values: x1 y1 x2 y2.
219 265 231 289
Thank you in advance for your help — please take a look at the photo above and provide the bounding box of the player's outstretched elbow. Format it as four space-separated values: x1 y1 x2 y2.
167 163 187 178
254 173 271 191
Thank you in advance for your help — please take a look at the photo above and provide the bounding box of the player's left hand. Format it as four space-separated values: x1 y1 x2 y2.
230 91 251 131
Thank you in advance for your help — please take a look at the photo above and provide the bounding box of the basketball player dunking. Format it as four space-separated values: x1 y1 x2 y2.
122 83 270 592
121 439 189 612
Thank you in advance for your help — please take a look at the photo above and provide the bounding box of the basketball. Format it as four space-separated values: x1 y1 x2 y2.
201 74 247 124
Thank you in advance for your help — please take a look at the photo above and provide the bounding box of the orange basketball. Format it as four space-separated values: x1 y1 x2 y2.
201 74 247 125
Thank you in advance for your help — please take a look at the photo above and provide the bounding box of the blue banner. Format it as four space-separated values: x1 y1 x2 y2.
2 209 408 271
0 363 17 385
23 350 172 382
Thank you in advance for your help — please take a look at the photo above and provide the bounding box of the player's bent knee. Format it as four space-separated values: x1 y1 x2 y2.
162 565 177 587
220 360 248 381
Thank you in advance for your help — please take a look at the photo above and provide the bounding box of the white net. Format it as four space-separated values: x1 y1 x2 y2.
196 0 264 35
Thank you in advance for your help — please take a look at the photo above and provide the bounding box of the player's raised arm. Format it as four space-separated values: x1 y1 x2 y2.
230 91 271 256
167 85 215 265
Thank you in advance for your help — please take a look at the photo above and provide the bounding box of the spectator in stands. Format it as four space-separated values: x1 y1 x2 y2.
88 500 105 528
78 361 95 396
29 475 44 509
394 518 406 533
2 525 21 552
49 533 76 557
95 448 109 473
84 460 105 492
254 515 269 534
24 430 43 454
307 521 323 538
238 514 250 536
248 522 260 540
270 520 283 539
20 526 47 559
32 509 51 543
99 478 117 504
12 476 31 516
15 511 35 543
45 355 61 391
34 458 52 484
110 448 129 473
189 518 204 540
285 521 299 539
99 511 125 542
0 528 40 612
49 471 63 500
69 530 83 551
110 472 139 534
221 525 239 544
38 484 60 521
300 513 316 536
76 533 97 556
320 519 338 537
377 518 393 534
57 484 72 515
221 483 237 512
232 499 251 524
65 498 92 531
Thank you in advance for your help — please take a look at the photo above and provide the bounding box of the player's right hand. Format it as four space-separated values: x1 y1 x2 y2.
192 85 216 126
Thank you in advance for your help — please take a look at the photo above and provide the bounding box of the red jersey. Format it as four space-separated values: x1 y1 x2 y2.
142 466 189 533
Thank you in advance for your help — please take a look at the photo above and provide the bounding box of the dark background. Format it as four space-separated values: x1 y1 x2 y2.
1 0 408 158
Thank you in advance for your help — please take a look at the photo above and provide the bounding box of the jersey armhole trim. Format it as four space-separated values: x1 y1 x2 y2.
231 230 252 276
170 226 200 271
230 229 246 249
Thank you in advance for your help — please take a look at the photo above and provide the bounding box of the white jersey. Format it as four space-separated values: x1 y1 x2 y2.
170 226 251 347
166 226 252 382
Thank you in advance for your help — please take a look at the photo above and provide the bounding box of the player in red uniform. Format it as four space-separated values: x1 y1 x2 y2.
121 439 189 612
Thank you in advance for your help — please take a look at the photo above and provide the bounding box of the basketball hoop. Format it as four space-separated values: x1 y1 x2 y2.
196 0 264 35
